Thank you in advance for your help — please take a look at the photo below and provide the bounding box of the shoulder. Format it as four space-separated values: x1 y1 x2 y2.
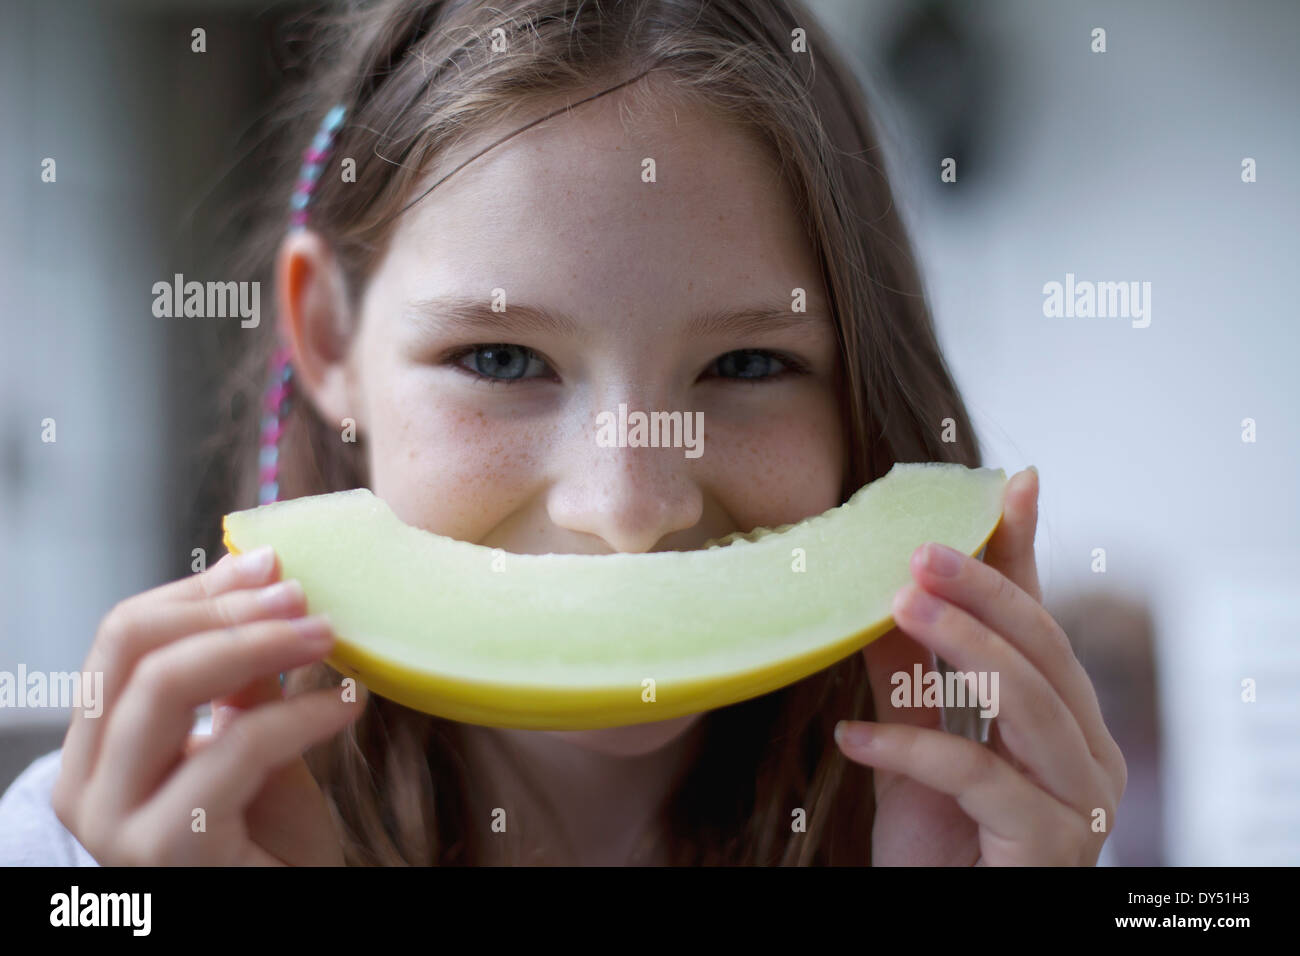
0 749 100 867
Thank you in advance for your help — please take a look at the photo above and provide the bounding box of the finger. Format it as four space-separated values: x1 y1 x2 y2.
982 467 1041 604
201 581 305 732
835 720 1087 860
184 733 216 758
88 616 335 820
61 573 307 798
987 719 1026 774
891 584 1109 817
84 577 308 694
61 548 283 789
908 541 1123 787
149 546 279 605
143 686 361 861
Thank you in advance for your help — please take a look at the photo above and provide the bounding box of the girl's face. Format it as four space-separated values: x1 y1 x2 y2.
297 87 845 757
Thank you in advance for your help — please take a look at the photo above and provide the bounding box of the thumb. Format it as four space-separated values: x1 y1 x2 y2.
982 466 1042 603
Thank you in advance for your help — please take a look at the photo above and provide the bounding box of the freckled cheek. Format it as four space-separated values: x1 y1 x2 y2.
362 382 545 540
703 396 843 526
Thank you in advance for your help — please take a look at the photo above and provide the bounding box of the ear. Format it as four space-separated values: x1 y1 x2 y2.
275 230 355 428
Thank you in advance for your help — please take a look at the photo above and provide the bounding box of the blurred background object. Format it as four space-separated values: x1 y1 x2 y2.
2 0 1297 865
1052 592 1164 865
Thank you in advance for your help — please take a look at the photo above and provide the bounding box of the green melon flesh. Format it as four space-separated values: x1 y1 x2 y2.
222 461 1006 729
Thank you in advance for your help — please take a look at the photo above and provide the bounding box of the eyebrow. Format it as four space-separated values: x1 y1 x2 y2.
403 295 824 340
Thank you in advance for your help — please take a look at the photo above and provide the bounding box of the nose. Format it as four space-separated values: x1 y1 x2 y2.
545 406 704 554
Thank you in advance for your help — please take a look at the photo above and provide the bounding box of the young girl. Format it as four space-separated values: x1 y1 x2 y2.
3 0 1124 865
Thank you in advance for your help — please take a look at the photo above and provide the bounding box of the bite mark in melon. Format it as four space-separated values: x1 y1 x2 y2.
222 461 1006 729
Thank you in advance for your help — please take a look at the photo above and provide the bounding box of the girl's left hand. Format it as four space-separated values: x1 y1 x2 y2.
838 467 1127 865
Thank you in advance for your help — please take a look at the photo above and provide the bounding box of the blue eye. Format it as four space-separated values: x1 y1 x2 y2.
457 344 550 382
711 349 789 380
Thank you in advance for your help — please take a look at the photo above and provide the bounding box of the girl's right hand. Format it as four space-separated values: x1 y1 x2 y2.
51 547 362 865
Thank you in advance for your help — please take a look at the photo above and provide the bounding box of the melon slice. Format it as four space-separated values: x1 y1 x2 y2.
222 461 1006 730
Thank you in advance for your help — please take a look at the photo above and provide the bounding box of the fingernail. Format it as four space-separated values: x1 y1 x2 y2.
231 546 275 581
290 614 333 645
835 720 873 750
257 579 305 613
896 585 943 623
922 542 962 577
1026 465 1039 479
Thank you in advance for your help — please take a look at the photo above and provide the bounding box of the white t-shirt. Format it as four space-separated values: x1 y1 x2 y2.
0 714 212 866
0 750 100 866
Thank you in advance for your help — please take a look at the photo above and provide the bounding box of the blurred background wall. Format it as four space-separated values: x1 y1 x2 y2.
2 0 1297 865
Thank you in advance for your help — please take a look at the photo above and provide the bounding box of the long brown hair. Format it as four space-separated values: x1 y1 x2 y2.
215 0 982 865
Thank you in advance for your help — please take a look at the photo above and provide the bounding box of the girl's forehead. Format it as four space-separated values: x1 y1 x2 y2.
396 85 785 229
381 160 814 328
364 79 822 322
387 99 800 273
